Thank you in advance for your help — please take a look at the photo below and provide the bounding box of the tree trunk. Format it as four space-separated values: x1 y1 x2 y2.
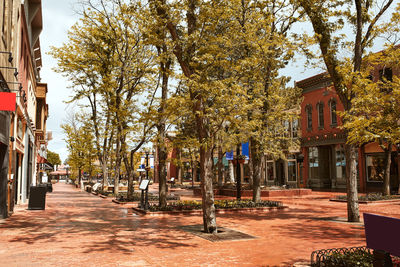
158 144 168 208
344 143 360 222
114 135 121 196
193 160 197 183
200 147 217 234
251 138 262 202
101 159 109 187
217 146 223 187
229 160 235 183
126 151 134 200
383 142 392 196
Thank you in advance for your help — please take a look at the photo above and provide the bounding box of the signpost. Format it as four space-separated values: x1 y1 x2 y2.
139 179 150 210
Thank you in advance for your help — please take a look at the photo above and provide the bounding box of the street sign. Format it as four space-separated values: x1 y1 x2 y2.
139 179 150 190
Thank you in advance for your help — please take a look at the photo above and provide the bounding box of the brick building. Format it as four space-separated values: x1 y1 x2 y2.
296 67 399 193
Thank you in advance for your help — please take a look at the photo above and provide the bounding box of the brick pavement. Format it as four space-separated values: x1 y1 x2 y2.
0 183 397 266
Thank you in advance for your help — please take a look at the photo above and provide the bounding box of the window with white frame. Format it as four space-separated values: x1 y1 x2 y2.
291 119 298 138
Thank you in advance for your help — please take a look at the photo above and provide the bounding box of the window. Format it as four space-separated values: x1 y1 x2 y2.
17 117 23 139
291 119 298 138
317 102 324 128
335 144 346 179
284 120 290 137
288 160 297 181
330 100 337 126
379 68 392 82
2 0 6 34
366 154 385 182
306 105 312 130
266 161 274 181
308 147 319 179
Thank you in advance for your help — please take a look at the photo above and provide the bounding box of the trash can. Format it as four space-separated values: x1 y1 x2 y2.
28 185 47 210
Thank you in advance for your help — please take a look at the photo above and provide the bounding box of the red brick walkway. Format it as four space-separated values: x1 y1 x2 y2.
0 183 396 266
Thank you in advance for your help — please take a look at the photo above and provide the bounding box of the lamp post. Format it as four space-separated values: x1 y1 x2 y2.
78 152 83 188
236 144 242 201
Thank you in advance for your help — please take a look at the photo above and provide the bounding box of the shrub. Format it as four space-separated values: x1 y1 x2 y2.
146 199 282 212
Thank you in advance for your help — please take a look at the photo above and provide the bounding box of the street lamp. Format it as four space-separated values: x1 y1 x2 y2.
78 152 83 188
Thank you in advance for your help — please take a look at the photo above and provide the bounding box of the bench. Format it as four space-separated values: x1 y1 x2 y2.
167 177 175 187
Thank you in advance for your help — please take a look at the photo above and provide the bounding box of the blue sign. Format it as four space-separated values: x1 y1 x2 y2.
226 151 234 160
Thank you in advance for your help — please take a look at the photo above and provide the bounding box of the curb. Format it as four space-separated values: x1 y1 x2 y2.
329 198 400 204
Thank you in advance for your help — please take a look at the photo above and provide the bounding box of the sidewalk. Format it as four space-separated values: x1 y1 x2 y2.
0 183 394 266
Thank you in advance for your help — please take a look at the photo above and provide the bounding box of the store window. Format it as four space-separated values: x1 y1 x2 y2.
366 154 385 182
266 161 274 181
308 147 319 179
288 160 297 181
335 144 346 179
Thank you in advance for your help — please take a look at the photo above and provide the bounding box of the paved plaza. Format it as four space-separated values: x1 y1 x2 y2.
0 183 398 266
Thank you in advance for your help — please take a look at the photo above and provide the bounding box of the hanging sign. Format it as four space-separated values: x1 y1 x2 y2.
0 92 16 111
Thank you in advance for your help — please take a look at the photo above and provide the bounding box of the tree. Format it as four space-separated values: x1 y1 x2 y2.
61 113 97 184
47 150 61 167
210 0 302 202
296 0 398 222
343 46 400 195
150 0 257 233
51 0 156 196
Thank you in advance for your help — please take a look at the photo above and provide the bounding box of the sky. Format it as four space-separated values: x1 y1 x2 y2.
41 0 81 162
40 0 395 162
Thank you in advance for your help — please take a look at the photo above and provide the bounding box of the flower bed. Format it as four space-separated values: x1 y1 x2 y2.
146 199 283 212
115 192 180 203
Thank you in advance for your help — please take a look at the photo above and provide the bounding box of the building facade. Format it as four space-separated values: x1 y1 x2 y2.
0 0 49 219
297 68 399 193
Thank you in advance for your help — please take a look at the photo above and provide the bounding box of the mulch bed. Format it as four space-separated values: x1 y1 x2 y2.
179 224 257 242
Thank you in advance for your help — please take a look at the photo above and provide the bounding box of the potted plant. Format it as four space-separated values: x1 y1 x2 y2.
234 155 246 165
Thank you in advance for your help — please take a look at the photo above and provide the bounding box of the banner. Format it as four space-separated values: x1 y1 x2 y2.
226 151 234 160
242 142 249 160
0 92 16 111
